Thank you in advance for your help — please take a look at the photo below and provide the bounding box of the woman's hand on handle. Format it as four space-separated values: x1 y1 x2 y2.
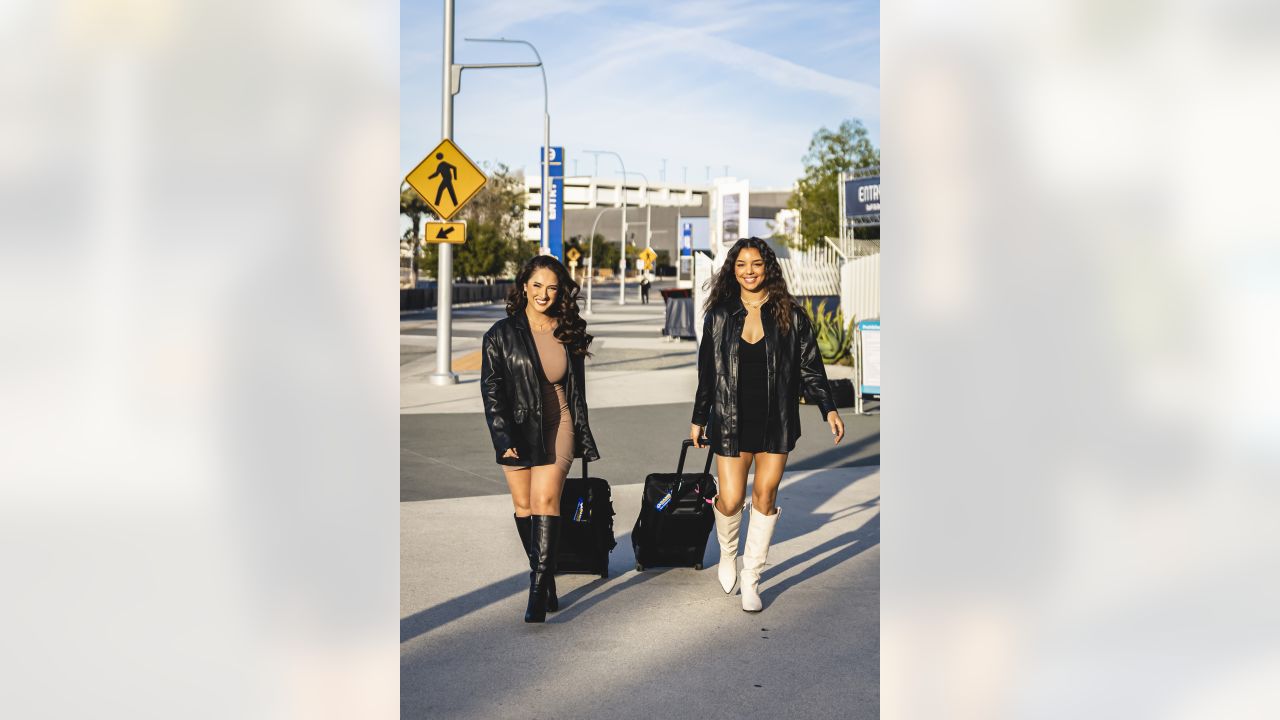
827 411 845 445
502 448 520 460
689 424 706 448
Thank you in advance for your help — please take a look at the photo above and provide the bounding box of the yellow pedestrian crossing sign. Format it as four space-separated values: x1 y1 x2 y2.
425 221 466 245
405 139 488 220
566 247 580 263
638 247 657 265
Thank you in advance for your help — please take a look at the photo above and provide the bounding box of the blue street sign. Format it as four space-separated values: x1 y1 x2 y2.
541 146 565 260
680 222 692 256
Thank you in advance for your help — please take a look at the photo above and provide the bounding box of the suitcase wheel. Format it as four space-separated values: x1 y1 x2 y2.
635 563 645 572
693 563 703 570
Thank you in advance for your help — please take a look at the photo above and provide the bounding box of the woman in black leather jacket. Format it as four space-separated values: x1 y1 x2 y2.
481 255 599 623
690 237 845 612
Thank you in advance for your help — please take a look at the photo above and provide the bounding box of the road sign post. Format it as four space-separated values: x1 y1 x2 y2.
428 0 459 386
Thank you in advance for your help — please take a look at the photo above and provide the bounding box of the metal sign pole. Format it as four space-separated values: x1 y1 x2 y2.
430 0 458 385
855 323 863 415
618 161 627 305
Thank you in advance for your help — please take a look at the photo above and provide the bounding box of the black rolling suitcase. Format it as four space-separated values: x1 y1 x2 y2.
632 440 716 571
556 458 616 577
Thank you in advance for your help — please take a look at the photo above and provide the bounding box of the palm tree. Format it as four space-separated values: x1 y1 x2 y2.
400 187 431 287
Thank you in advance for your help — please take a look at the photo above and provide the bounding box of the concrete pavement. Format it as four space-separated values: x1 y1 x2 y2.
401 466 879 720
401 279 879 718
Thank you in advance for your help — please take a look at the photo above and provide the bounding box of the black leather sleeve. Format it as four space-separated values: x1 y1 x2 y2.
570 351 601 461
796 310 837 417
480 328 514 457
691 311 716 426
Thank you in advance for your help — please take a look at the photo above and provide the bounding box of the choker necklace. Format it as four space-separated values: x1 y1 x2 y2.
742 294 769 309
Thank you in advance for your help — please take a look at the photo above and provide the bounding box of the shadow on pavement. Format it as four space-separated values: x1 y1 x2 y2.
764 510 879 606
401 525 655 642
403 466 878 645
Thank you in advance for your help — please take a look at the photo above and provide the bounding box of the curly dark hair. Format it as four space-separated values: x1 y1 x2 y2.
506 255 594 356
703 237 796 335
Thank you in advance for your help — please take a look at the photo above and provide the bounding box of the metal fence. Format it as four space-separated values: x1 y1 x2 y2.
400 281 516 311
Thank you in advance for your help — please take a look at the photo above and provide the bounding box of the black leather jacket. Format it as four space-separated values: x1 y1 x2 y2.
692 298 836 456
481 313 600 466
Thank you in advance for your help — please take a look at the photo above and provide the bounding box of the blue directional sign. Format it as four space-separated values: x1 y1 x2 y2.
541 146 565 260
680 222 692 256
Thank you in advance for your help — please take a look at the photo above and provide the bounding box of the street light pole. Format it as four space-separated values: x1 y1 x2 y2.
585 206 619 316
427 18 544 385
430 0 458 386
628 170 651 249
465 37 551 255
584 149 628 305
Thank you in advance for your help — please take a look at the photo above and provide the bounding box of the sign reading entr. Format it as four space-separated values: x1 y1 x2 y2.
844 176 880 217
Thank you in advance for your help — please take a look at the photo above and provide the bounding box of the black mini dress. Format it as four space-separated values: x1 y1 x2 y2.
737 336 772 453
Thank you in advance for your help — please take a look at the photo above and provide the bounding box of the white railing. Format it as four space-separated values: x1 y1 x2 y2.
780 240 843 295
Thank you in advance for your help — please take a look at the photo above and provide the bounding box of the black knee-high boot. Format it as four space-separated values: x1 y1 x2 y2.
524 515 560 623
514 515 557 612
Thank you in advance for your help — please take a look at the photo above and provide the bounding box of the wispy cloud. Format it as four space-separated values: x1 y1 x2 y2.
463 0 610 35
566 20 879 115
400 0 879 187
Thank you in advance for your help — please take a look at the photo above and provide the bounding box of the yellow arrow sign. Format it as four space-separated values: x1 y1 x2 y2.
405 139 488 220
566 247 581 262
425 221 466 244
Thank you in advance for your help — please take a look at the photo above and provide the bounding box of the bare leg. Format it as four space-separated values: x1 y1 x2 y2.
505 468 533 517
714 452 754 515
749 452 788 516
529 463 568 516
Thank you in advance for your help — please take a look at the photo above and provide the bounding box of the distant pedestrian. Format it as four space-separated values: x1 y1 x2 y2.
690 237 845 612
481 256 599 623
640 271 652 304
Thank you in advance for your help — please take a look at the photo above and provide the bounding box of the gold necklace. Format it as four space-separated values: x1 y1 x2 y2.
742 294 769 309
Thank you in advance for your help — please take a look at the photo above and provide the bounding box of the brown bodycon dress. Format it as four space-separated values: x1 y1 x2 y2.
503 324 574 475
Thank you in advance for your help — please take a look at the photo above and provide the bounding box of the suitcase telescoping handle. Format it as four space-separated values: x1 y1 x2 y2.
675 438 715 478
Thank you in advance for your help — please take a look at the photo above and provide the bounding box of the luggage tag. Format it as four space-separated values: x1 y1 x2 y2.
573 497 588 522
656 477 691 512
655 491 673 512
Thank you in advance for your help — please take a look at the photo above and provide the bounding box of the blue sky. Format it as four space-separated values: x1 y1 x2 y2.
401 0 878 189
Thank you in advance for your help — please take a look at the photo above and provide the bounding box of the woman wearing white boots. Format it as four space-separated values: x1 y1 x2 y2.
690 238 845 612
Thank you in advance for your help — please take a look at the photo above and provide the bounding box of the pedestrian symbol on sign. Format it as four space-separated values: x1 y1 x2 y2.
405 139 488 221
427 153 458 207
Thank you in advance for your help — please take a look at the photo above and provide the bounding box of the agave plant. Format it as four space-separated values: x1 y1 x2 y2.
802 299 852 365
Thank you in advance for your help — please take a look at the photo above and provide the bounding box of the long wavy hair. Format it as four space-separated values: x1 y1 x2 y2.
703 237 796 335
506 255 593 356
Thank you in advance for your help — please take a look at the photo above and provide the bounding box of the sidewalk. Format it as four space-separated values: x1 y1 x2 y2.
402 285 880 717
401 466 879 719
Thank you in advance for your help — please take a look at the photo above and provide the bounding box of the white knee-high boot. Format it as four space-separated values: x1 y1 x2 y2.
740 506 780 612
711 498 742 594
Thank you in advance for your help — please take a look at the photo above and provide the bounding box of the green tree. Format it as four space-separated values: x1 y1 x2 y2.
400 187 430 285
788 119 880 249
419 162 532 280
590 234 619 275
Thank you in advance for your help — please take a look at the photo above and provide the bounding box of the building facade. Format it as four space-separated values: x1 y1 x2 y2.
525 176 794 268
